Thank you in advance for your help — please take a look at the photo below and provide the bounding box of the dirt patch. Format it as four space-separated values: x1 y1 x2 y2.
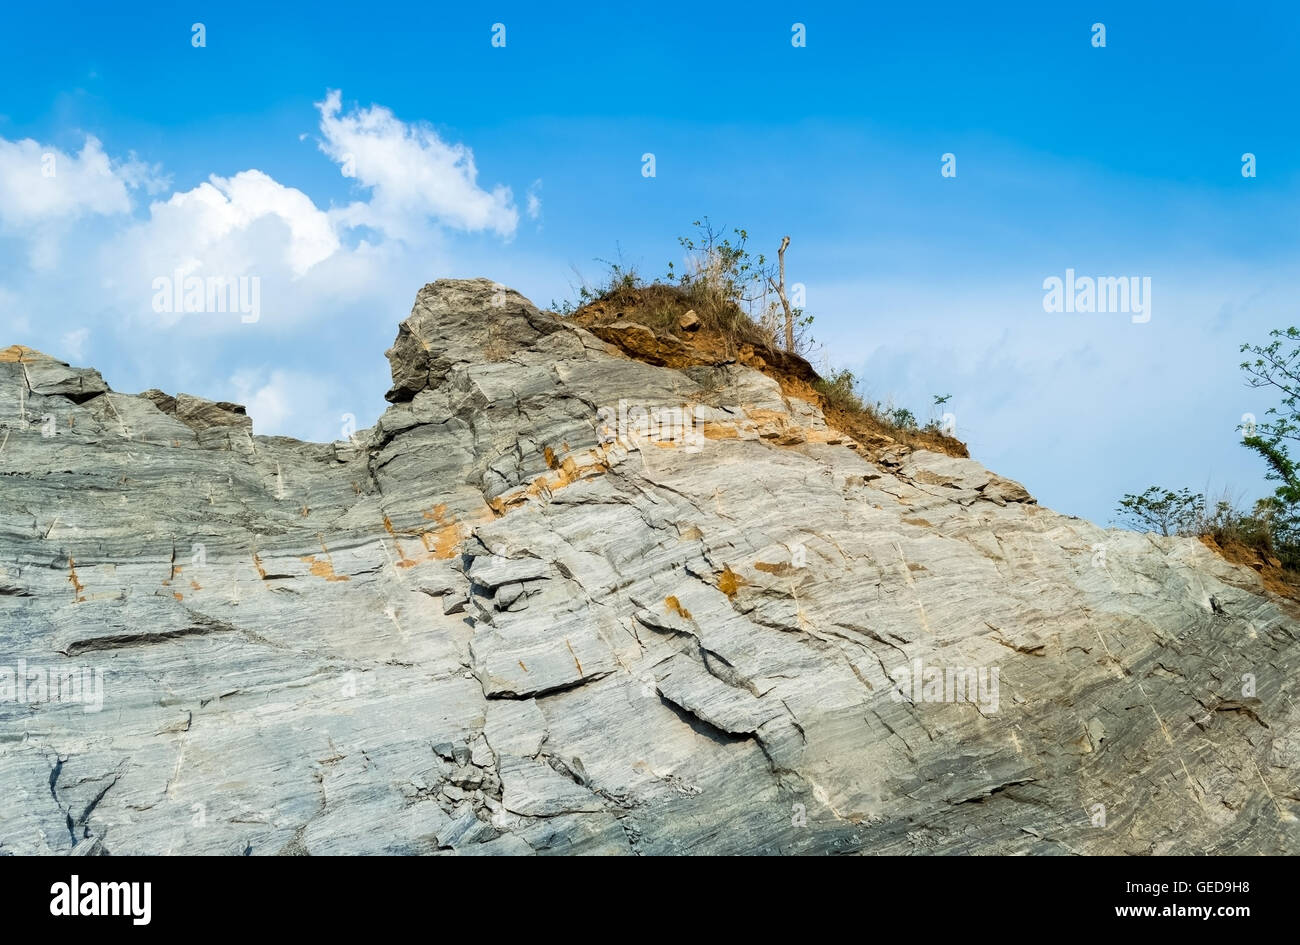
1199 535 1299 599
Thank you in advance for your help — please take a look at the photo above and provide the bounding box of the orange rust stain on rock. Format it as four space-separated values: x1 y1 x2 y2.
488 445 619 514
717 566 746 598
252 552 268 579
67 557 86 603
665 595 693 620
382 514 417 567
190 580 202 590
901 518 933 528
173 592 184 601
803 429 850 446
700 423 740 440
565 638 584 677
430 524 461 559
389 506 467 565
518 660 528 673
416 505 463 560
543 445 559 469
302 537 351 582
754 561 794 575
0 345 36 363
746 408 788 426
301 555 350 582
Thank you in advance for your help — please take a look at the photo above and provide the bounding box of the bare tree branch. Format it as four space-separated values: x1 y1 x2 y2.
770 235 793 353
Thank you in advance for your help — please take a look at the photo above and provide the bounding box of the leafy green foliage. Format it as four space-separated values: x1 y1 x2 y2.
1240 327 1300 548
1115 487 1205 536
549 219 960 450
673 219 765 305
813 368 866 413
1113 328 1300 575
885 407 918 430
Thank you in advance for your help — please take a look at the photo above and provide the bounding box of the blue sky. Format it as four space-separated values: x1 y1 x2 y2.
1 1 1297 525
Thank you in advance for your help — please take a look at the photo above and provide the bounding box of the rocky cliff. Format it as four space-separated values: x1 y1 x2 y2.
1 279 1296 855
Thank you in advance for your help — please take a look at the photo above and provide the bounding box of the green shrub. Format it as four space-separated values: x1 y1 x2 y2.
1240 327 1300 548
813 368 866 413
1115 487 1205 537
1115 486 1299 570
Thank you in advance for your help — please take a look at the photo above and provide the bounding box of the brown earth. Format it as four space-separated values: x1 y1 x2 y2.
1199 534 1300 599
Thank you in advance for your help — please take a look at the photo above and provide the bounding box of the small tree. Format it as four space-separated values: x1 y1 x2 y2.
924 393 953 433
813 367 865 412
1240 328 1300 541
1115 487 1204 536
665 220 815 354
673 218 766 317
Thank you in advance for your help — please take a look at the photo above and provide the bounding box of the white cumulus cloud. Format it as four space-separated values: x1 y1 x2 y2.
0 91 532 441
316 89 519 241
119 169 340 282
0 136 133 226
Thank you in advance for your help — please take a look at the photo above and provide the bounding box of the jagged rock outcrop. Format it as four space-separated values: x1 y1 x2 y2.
1 281 1296 855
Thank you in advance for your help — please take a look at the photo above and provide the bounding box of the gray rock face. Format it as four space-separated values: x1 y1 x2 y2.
0 283 1296 856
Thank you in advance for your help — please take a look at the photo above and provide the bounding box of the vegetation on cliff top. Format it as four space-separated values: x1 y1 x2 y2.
552 220 966 458
1117 328 1300 585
